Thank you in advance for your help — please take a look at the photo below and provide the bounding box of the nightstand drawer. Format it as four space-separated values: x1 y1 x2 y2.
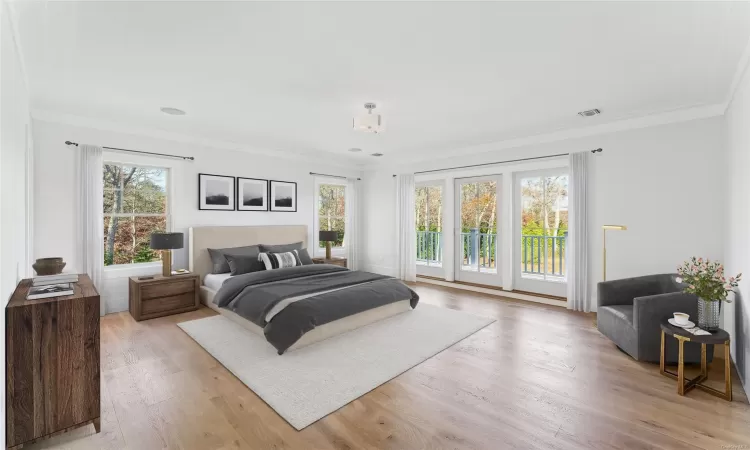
141 292 195 316
141 279 194 300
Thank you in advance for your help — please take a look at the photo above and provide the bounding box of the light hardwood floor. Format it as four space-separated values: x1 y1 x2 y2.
24 282 750 450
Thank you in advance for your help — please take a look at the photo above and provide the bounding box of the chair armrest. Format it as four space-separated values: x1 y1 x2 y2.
597 275 665 308
633 292 697 331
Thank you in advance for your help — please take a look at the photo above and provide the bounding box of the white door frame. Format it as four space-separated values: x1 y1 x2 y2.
454 175 503 287
513 168 568 297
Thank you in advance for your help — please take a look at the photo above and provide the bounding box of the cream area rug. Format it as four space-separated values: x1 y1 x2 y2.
177 304 495 430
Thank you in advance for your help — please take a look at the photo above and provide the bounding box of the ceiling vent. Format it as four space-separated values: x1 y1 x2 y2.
353 103 383 133
578 108 601 117
371 153 384 157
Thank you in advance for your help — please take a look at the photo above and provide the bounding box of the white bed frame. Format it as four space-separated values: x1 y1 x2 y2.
188 225 411 352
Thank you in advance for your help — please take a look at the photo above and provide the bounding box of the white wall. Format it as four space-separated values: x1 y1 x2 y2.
1 0 32 444
33 119 360 313
362 117 726 306
725 57 750 392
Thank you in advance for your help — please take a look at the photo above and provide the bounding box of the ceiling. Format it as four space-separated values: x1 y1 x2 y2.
10 1 750 167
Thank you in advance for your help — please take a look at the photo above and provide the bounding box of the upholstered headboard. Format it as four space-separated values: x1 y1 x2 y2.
188 225 308 283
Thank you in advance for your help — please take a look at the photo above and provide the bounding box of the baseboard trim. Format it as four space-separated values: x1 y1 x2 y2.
416 276 567 308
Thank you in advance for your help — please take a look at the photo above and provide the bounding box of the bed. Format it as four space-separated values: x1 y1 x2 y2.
188 225 418 353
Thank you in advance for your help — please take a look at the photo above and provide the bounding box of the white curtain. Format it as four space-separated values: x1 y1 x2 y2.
77 144 105 314
567 151 591 312
395 174 416 282
345 177 359 270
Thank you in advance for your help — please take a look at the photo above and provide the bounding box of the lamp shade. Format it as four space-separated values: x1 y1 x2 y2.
319 230 338 242
150 232 184 250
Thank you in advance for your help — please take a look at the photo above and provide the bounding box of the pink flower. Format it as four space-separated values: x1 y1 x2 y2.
689 284 695 289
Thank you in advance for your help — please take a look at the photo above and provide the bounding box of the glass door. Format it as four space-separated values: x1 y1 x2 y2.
415 182 444 278
514 169 569 296
454 176 501 286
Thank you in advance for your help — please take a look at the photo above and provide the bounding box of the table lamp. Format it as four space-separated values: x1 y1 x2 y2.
602 225 627 281
150 232 184 277
319 230 338 260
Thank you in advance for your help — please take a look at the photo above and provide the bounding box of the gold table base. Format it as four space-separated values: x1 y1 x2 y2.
659 331 732 401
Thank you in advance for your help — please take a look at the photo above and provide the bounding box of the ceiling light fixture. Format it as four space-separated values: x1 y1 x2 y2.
578 108 601 117
353 103 383 133
160 107 186 116
348 148 362 153
371 153 384 157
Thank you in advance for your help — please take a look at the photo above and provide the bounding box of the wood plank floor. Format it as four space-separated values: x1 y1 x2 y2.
24 282 750 450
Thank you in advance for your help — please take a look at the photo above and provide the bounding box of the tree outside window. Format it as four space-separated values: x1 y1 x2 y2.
103 164 168 266
317 184 345 248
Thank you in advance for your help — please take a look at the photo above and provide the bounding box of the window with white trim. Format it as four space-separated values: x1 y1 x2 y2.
314 179 346 255
103 163 169 266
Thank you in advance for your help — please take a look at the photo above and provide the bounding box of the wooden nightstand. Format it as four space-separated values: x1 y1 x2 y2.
129 273 200 321
311 257 348 268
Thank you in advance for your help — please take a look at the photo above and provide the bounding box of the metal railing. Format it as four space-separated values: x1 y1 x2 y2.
522 234 566 276
416 230 442 265
460 230 497 270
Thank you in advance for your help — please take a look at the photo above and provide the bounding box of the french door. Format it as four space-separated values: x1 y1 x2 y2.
513 169 569 297
454 175 502 286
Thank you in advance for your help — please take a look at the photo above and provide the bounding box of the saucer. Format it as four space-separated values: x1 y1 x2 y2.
668 318 695 328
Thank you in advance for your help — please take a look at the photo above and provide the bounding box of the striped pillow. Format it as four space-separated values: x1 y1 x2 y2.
258 251 301 270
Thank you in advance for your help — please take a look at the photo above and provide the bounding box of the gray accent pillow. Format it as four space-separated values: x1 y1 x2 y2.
225 253 266 276
259 242 304 254
207 245 261 274
295 248 314 265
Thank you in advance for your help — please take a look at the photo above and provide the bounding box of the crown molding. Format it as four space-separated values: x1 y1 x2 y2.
724 33 750 113
30 109 363 171
363 102 726 170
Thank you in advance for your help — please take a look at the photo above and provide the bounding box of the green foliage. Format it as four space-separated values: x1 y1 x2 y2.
133 244 158 263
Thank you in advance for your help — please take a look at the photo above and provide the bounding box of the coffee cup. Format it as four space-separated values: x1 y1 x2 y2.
673 312 690 325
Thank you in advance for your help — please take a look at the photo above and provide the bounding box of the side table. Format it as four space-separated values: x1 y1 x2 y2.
659 319 732 400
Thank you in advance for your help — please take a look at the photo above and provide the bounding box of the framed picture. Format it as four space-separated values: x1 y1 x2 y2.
198 173 235 211
270 180 297 212
237 177 269 211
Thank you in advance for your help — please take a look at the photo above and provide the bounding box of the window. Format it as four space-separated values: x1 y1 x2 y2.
415 184 443 267
315 181 346 253
103 163 169 266
518 171 568 281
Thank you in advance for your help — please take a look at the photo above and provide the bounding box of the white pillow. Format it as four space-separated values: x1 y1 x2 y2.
258 251 300 270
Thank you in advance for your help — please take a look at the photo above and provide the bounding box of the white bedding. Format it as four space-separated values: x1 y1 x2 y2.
203 273 232 291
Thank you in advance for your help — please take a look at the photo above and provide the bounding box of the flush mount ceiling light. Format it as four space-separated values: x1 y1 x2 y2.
353 103 383 133
578 108 601 117
348 148 362 153
160 107 186 116
371 153 384 157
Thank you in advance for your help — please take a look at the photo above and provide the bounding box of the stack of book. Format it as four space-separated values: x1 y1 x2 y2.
27 273 78 300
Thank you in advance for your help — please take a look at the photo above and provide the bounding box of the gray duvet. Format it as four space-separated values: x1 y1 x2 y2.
213 264 419 354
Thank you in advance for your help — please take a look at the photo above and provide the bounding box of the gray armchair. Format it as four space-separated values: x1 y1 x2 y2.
597 274 709 364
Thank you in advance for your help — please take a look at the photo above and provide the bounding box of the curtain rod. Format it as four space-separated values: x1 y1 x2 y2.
392 148 602 177
65 141 195 161
310 172 361 181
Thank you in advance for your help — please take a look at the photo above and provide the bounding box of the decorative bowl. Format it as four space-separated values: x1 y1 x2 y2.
33 257 66 276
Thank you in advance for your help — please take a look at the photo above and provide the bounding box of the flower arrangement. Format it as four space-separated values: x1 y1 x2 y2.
676 257 742 302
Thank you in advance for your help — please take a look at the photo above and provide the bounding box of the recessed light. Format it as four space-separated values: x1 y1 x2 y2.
578 108 601 117
348 148 362 153
371 153 384 157
160 107 186 116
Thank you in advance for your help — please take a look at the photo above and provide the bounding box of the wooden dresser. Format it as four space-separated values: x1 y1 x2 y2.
6 274 100 449
128 274 199 321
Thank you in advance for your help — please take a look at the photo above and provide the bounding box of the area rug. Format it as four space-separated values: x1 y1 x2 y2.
177 303 495 430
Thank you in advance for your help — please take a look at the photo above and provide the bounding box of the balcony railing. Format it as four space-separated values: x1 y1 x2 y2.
460 231 497 271
417 229 567 278
522 234 566 277
416 230 442 265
